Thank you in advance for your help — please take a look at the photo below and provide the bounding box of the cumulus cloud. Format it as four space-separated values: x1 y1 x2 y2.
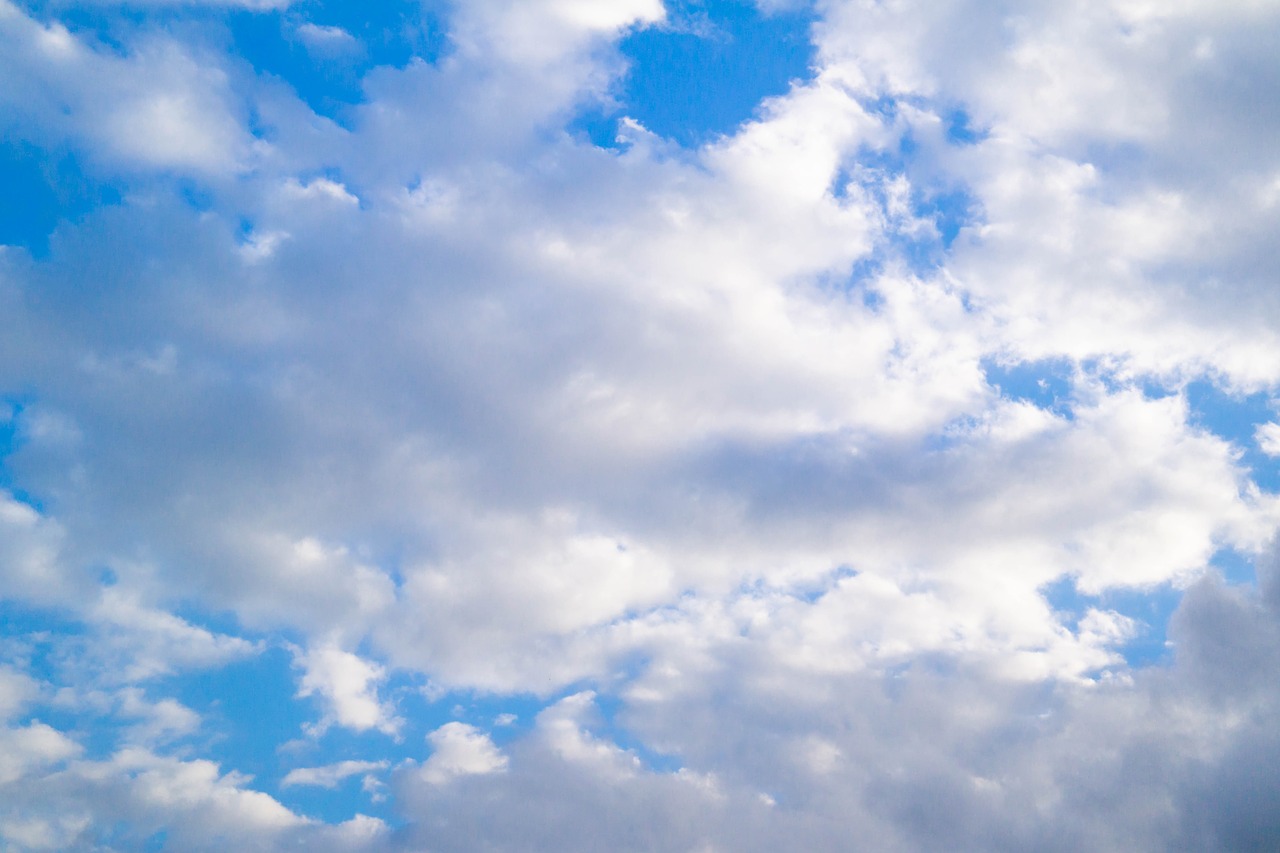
0 2 261 175
419 722 509 785
391 569 1280 851
295 644 401 736
1257 421 1280 457
1 0 1279 848
0 722 80 786
813 0 1280 383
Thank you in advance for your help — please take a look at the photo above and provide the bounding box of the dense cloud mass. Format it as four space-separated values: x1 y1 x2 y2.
1 0 1280 849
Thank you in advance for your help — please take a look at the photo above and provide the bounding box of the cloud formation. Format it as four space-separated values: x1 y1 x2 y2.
1 0 1279 848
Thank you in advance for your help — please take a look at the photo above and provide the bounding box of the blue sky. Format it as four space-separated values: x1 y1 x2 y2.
3 0 1280 850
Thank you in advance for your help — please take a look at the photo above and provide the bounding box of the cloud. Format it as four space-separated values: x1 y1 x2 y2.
0 737 393 851
0 0 1279 848
0 2 261 175
0 667 38 722
116 689 202 745
449 0 665 67
812 0 1280 384
0 722 80 786
295 644 401 736
419 722 509 785
88 589 260 682
1257 421 1280 457
1 747 302 849
294 22 359 53
391 568 1280 851
282 759 389 789
0 491 69 604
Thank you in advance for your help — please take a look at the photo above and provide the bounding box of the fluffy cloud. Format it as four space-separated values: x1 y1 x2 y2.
393 566 1280 851
1 0 1279 848
814 0 1280 382
0 1 261 174
295 644 401 736
419 722 509 785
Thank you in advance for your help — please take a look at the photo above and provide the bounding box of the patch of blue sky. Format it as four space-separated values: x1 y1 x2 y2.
981 357 1075 418
0 598 88 686
1096 584 1183 668
830 139 982 281
1211 547 1258 588
154 645 405 824
428 687 546 747
593 691 684 774
0 397 21 485
276 746 404 826
0 141 121 258
897 186 977 271
785 564 859 605
280 773 391 828
1040 576 1180 669
0 603 128 762
894 134 983 269
158 645 310 779
944 108 986 146
19 0 445 126
157 653 557 825
227 0 448 123
1183 378 1280 494
573 0 817 149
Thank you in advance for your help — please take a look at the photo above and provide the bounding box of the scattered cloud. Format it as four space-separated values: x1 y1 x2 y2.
1 0 1279 847
420 722 509 785
282 759 389 789
295 644 401 737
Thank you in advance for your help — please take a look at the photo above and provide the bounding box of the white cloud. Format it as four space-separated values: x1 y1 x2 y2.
282 759 388 789
294 23 358 50
295 644 401 736
391 567 1280 851
117 689 202 745
1257 422 1280 457
0 667 38 722
280 178 360 207
812 0 1280 384
0 741 400 851
450 0 665 67
0 4 260 174
0 722 80 785
108 749 304 831
1 0 1280 847
0 492 71 605
420 722 509 785
89 589 260 681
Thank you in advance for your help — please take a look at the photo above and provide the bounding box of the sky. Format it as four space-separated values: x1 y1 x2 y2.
1 0 1280 849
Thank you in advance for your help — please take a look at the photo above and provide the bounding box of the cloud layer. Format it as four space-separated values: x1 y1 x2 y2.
2 0 1279 849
